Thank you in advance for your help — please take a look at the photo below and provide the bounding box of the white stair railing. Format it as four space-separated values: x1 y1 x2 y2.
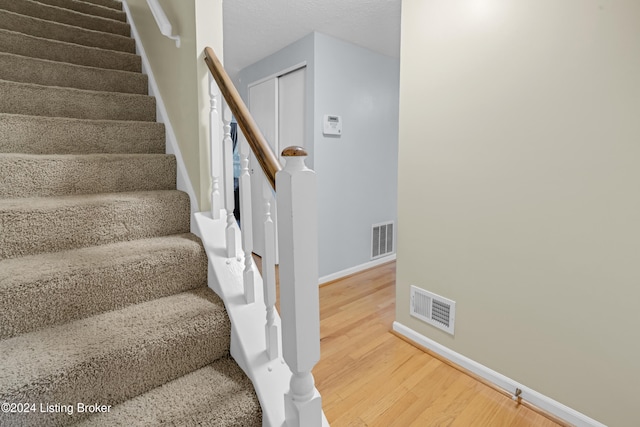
238 131 256 304
204 47 322 427
208 76 221 220
277 147 322 427
262 181 279 360
222 102 237 259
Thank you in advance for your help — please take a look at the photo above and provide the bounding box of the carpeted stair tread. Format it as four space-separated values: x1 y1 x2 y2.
0 287 231 427
0 114 165 154
0 0 130 36
0 9 135 53
0 80 156 121
0 52 147 94
0 190 190 260
0 153 176 198
76 357 262 427
35 0 126 22
0 233 207 339
0 0 263 424
0 29 141 72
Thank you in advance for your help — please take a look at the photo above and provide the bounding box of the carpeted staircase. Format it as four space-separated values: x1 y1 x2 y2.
0 0 262 425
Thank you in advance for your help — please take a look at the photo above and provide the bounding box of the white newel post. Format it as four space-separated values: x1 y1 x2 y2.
222 102 236 258
262 180 279 360
208 75 221 220
238 131 255 304
276 146 322 427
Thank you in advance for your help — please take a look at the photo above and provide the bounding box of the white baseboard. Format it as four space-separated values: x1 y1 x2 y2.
122 1 200 234
392 322 607 427
319 254 396 285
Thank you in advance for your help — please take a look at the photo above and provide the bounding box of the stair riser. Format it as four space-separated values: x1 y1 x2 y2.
0 29 141 73
0 0 130 37
0 154 177 198
0 114 165 155
0 81 156 121
0 53 147 94
35 0 126 22
0 191 191 260
0 235 208 339
0 10 135 53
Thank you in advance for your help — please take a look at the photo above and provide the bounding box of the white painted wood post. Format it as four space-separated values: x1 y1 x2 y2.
238 131 255 304
276 146 322 427
208 75 221 220
262 180 279 360
222 102 236 258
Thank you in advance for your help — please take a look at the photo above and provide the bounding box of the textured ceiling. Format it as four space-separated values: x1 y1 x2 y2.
223 0 402 78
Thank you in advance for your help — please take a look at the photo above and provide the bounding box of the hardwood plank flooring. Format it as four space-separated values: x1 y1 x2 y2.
311 261 563 427
252 255 563 426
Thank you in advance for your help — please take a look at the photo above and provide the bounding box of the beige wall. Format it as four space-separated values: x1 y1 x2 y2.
396 1 640 425
125 0 223 211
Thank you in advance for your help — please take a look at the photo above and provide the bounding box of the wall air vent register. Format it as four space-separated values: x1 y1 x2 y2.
371 221 394 259
410 285 456 335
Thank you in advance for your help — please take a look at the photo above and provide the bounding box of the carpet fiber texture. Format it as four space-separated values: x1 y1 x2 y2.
0 0 261 425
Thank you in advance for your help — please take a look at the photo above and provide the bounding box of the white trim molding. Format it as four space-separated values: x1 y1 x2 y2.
392 322 607 427
194 212 329 427
319 254 396 285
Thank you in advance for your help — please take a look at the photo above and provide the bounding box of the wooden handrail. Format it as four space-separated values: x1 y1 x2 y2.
204 47 281 190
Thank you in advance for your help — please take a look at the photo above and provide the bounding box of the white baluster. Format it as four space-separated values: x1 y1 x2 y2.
208 75 221 220
276 147 321 427
238 131 255 304
222 102 236 258
262 180 278 360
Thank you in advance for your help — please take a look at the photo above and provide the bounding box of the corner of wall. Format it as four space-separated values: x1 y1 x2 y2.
122 0 199 221
123 0 218 215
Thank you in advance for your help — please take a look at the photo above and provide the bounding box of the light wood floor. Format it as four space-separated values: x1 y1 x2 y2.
312 261 563 427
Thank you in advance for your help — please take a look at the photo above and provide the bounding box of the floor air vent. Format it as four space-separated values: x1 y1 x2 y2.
410 286 456 335
371 221 394 259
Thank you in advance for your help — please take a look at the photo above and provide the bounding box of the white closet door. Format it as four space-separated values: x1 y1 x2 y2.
248 66 306 260
278 67 306 154
248 77 278 258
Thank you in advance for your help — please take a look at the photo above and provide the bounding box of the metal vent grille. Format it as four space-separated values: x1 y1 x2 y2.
372 222 394 259
410 286 456 335
431 299 451 328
